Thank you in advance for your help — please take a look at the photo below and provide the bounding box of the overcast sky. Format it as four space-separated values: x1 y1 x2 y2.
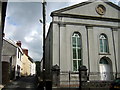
4 0 120 61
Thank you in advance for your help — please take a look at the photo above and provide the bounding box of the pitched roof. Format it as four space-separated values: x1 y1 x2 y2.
3 38 23 54
3 38 18 48
28 56 34 63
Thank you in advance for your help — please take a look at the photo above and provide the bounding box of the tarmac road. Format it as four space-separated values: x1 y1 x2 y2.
2 76 38 90
2 76 110 90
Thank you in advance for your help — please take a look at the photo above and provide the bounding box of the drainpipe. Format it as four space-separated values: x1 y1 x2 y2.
111 28 117 79
42 0 46 86
58 21 60 68
86 26 91 80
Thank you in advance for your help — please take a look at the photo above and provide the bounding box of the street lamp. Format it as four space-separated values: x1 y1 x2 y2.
42 0 46 88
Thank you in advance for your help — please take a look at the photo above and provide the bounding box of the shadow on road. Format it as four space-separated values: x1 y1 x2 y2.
2 76 38 90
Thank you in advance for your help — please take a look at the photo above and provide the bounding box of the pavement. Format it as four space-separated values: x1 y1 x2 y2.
1 76 110 90
2 76 38 90
52 87 109 90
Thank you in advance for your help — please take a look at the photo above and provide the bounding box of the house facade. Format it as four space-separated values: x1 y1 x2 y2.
21 53 28 76
30 62 36 76
21 53 34 76
45 0 120 86
21 49 31 76
2 38 23 84
17 42 36 76
2 39 36 84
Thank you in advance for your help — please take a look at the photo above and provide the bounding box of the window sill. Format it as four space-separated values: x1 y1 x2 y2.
99 53 111 55
71 71 79 74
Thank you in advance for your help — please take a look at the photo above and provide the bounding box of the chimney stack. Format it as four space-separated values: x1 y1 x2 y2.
16 41 21 47
23 49 28 56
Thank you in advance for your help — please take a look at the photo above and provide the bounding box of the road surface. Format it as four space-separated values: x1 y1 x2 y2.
2 76 38 90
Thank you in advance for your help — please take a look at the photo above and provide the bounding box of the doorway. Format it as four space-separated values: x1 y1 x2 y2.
99 57 113 81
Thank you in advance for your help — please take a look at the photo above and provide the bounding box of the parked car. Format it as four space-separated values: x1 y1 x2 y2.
110 78 120 90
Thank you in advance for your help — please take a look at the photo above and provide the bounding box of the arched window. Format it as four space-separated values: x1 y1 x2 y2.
72 32 82 71
99 58 109 64
99 34 109 53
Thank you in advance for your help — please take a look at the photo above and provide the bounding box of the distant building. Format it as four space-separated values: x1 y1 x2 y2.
2 39 36 84
30 62 36 76
40 58 43 73
16 41 36 76
21 50 36 76
28 56 35 76
45 0 120 86
21 49 31 76
21 52 29 76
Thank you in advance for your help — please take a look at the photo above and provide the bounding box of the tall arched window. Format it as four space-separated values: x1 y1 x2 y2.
99 34 109 53
100 58 109 64
72 32 82 71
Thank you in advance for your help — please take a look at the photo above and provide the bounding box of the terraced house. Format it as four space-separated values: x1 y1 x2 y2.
45 0 120 86
2 38 23 84
2 39 36 84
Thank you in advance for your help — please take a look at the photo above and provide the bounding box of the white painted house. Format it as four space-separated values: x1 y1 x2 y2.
30 62 36 76
2 38 23 80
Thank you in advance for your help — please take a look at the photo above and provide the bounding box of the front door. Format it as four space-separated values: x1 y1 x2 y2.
99 58 112 81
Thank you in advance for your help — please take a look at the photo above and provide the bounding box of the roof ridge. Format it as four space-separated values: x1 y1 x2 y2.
3 38 17 47
3 38 23 54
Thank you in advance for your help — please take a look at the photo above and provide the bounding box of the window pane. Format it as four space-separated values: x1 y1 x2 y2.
100 39 102 45
100 59 108 64
100 46 103 52
99 34 109 53
78 60 82 66
104 39 108 52
73 60 77 71
72 37 76 47
73 48 77 59
72 33 82 71
78 49 81 59
77 38 81 47
100 39 103 52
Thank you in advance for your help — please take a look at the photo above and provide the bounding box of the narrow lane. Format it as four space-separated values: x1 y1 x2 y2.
2 76 38 90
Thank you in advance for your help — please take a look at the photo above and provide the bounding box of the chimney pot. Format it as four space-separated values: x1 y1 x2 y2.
16 41 21 47
23 49 28 56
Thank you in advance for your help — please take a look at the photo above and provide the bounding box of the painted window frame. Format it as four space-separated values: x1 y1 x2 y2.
72 32 82 71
